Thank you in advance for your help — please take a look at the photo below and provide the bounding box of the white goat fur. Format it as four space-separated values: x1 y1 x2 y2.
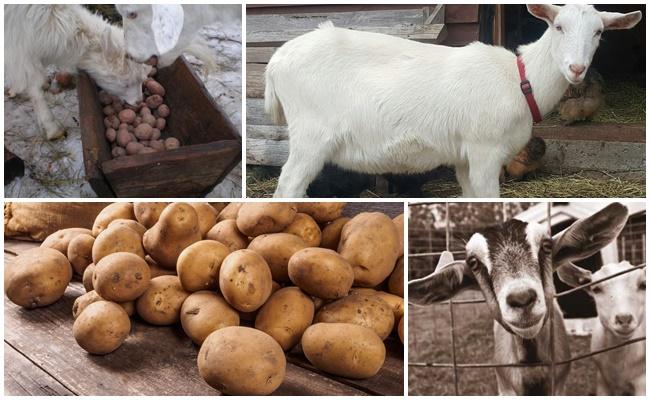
266 5 641 197
4 5 149 140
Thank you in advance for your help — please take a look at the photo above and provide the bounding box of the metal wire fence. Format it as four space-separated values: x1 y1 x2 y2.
408 202 646 395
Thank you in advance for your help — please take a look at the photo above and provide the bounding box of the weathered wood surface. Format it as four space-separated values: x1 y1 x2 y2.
4 239 403 396
247 62 267 98
247 46 278 64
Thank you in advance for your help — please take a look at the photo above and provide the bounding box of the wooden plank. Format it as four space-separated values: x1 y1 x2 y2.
247 137 289 166
5 342 75 396
247 47 278 64
247 63 266 98
247 5 426 14
443 23 480 46
534 123 645 143
247 98 274 125
247 124 288 141
445 4 479 24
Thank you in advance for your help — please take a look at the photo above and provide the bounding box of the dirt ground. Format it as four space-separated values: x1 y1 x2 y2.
4 14 242 198
408 290 598 396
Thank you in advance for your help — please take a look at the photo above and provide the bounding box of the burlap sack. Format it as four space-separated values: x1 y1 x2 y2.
4 202 110 241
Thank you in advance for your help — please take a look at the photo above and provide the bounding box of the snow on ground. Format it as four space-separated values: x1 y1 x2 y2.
4 16 242 198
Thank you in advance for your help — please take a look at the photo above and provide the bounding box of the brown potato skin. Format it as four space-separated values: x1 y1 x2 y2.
136 275 190 325
82 263 96 292
206 219 249 252
92 203 135 236
255 287 315 350
338 212 400 287
93 252 151 302
198 326 286 395
216 202 242 222
41 228 93 255
133 202 168 228
388 257 404 297
302 323 385 379
143 202 201 269
283 213 322 247
297 202 346 223
236 203 297 237
189 202 218 237
219 249 273 312
176 240 230 292
351 288 404 321
181 291 239 345
72 290 134 319
73 301 131 354
5 247 72 308
315 293 395 339
247 233 308 283
92 225 145 264
288 248 354 299
320 217 351 250
393 214 404 256
107 219 146 237
67 233 95 275
398 316 404 343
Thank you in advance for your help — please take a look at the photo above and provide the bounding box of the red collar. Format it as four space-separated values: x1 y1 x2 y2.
516 56 542 124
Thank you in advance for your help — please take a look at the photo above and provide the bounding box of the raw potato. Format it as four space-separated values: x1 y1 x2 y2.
41 228 93 254
5 247 72 308
73 301 131 355
143 202 201 269
136 275 190 325
320 217 351 250
388 257 404 297
198 326 286 395
398 317 404 343
351 289 404 321
67 233 95 275
338 212 400 287
393 214 404 256
72 290 134 319
219 250 273 312
288 248 354 299
108 218 146 237
297 202 346 223
315 293 395 339
92 203 135 236
93 252 151 302
217 202 242 222
177 240 230 292
206 219 249 252
180 291 239 345
283 213 321 247
302 323 385 379
237 280 282 322
255 287 315 350
92 225 145 264
83 263 96 292
146 256 177 278
248 233 308 283
236 203 297 237
189 203 218 237
134 202 168 228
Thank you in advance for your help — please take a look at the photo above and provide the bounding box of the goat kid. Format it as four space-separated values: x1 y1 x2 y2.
409 202 629 395
266 5 641 197
559 261 646 395
4 5 149 140
116 5 242 68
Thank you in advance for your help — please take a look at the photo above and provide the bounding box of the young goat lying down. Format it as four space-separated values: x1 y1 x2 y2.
409 202 629 395
559 261 646 395
116 4 241 68
4 5 150 140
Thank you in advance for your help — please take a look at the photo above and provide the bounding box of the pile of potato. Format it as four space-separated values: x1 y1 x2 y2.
100 60 181 158
4 202 404 395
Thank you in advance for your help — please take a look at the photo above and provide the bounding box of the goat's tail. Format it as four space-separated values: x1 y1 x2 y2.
264 65 286 125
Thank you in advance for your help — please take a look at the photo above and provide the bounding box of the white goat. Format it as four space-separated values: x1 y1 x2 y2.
559 261 646 395
116 4 241 68
409 203 629 395
4 5 150 140
266 5 641 197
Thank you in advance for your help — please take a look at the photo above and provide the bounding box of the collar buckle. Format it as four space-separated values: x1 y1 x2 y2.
520 79 533 95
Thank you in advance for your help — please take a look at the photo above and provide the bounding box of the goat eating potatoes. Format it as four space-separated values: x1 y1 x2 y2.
266 5 641 197
558 261 646 395
4 5 150 140
409 202 629 395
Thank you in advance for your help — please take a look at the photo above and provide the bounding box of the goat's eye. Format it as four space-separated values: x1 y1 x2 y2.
467 256 479 271
127 12 137 19
555 25 563 33
540 239 553 254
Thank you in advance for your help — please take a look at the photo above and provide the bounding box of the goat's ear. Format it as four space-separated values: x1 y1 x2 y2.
557 262 593 288
151 5 184 55
600 11 643 31
553 202 628 267
527 4 561 25
408 261 475 306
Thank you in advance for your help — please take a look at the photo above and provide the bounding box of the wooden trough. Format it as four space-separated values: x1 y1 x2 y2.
78 57 241 198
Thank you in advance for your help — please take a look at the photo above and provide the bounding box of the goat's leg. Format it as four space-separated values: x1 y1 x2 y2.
274 142 327 198
455 163 474 197
27 82 66 140
467 151 502 197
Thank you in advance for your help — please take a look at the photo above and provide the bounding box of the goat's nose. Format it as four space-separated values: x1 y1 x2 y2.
615 313 633 326
569 64 586 76
506 288 537 309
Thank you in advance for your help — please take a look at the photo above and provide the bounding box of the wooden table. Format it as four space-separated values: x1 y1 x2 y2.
4 228 404 396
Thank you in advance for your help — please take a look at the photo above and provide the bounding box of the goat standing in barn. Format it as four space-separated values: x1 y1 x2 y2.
4 5 150 140
409 203 629 395
266 5 642 197
559 261 646 395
